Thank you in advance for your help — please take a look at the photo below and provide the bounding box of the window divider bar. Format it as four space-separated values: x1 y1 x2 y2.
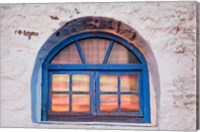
100 91 138 94
100 92 118 94
52 91 90 94
52 91 70 94
118 74 121 113
103 40 114 64
75 41 86 64
121 92 138 94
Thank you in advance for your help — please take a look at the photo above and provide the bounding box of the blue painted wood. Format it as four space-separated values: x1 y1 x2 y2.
50 71 91 74
142 67 151 123
52 91 90 94
75 41 86 64
138 71 144 115
41 31 150 123
91 72 96 116
48 72 53 110
103 40 114 64
96 72 100 113
47 64 144 71
41 64 47 121
98 71 141 74
96 111 144 117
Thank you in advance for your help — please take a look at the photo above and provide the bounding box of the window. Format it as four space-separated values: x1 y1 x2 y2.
42 32 150 123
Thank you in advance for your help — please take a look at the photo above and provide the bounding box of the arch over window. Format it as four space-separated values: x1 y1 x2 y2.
31 17 160 126
42 32 150 123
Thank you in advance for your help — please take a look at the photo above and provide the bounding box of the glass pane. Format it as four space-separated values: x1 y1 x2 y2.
100 94 118 112
100 75 118 92
72 74 90 92
51 43 82 64
72 94 90 112
121 94 139 112
120 74 138 92
52 74 69 92
79 38 110 64
108 42 140 64
52 94 69 112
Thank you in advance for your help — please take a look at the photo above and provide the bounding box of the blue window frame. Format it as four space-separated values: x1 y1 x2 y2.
42 32 150 123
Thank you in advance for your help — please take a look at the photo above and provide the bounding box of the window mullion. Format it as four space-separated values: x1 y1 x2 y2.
91 72 97 116
96 72 100 113
75 41 86 64
103 40 114 64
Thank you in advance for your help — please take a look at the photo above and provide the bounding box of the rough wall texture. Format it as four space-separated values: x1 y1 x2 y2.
0 2 197 130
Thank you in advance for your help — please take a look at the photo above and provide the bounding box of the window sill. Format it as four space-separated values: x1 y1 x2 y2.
38 121 158 130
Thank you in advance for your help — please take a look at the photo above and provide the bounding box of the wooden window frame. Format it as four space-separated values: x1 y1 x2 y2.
41 32 150 123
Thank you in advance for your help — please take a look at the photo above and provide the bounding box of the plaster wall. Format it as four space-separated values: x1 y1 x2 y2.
0 2 197 130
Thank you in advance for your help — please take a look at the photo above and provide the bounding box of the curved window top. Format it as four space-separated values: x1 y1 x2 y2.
41 32 150 123
47 32 144 65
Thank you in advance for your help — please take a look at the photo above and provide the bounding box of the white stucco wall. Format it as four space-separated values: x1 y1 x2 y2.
0 2 198 130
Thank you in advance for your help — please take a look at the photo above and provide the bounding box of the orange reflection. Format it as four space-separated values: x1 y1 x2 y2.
51 43 82 64
121 94 139 112
79 38 110 64
120 74 138 92
72 75 90 92
52 74 69 92
108 42 140 64
52 94 69 112
72 94 90 112
100 75 118 92
100 94 118 112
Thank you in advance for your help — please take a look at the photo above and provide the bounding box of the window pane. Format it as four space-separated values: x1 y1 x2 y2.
120 74 138 92
79 38 110 64
72 74 90 92
100 75 118 92
72 94 90 112
51 43 82 64
121 94 139 112
52 74 69 92
52 94 69 112
108 42 140 64
100 94 118 112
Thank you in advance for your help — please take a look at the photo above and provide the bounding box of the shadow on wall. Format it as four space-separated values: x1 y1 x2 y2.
31 16 160 124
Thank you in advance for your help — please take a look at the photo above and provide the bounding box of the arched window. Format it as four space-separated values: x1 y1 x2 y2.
41 32 150 123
